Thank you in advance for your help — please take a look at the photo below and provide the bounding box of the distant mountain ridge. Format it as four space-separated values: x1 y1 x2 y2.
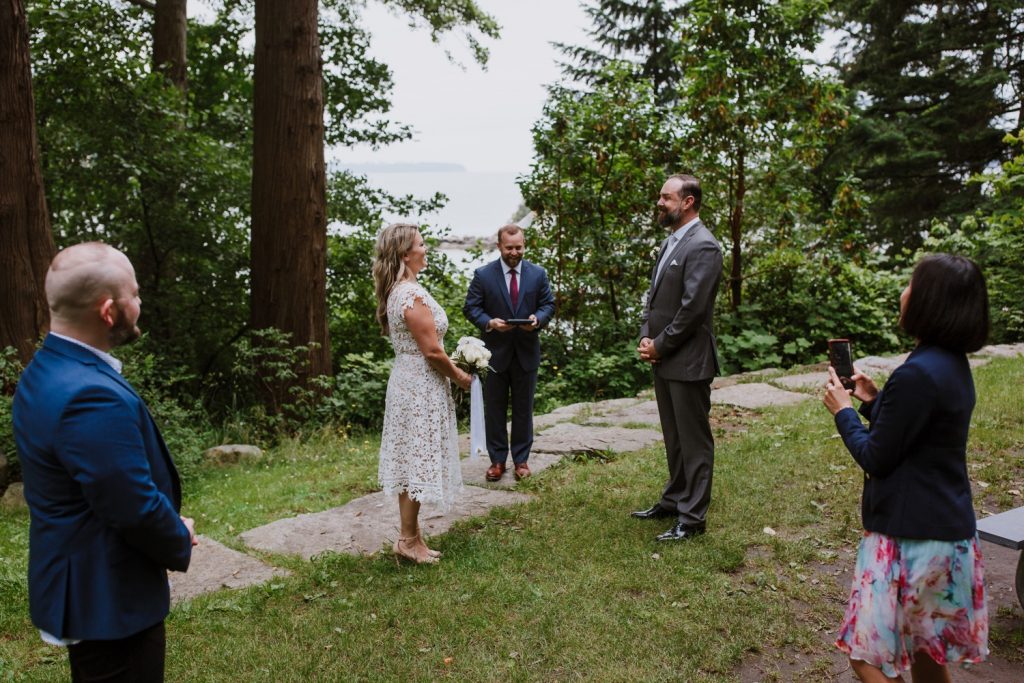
344 162 467 173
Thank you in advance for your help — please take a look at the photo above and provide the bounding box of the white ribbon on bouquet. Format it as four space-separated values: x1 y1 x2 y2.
469 375 486 459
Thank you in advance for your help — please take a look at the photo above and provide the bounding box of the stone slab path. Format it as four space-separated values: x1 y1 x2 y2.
711 382 812 408
170 536 289 604
239 487 532 560
460 451 563 489
532 422 664 454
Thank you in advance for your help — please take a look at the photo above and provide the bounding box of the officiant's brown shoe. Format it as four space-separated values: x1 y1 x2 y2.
485 463 506 481
514 463 531 480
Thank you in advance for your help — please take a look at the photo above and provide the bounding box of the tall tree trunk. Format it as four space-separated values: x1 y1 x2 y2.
729 146 746 310
136 0 188 348
153 0 187 93
0 0 55 365
250 0 331 405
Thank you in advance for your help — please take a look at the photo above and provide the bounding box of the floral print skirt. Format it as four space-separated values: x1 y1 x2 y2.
835 531 989 678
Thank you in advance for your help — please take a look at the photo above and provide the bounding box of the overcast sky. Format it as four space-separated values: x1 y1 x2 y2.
346 1 592 173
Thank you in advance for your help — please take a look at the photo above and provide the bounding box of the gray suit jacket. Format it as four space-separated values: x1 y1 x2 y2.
639 220 723 381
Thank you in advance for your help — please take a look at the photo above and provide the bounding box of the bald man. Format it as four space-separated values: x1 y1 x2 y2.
13 242 196 682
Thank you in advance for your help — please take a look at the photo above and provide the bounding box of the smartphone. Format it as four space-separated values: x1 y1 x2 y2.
827 338 856 390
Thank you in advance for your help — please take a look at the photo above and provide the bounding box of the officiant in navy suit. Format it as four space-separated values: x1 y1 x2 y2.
464 224 555 482
13 242 196 681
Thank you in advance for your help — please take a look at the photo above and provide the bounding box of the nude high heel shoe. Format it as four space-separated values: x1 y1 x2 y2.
416 526 441 558
393 535 439 564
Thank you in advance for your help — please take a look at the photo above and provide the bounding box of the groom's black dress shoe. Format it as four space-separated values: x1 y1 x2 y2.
630 504 676 520
655 522 706 542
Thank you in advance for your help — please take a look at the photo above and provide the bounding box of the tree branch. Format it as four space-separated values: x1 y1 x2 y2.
124 0 156 12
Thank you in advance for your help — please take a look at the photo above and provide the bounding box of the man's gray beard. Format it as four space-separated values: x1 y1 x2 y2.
658 208 682 228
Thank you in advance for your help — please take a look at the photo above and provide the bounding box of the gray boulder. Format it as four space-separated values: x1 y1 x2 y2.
203 444 263 466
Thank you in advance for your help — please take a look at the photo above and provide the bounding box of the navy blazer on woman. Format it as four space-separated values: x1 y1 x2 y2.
13 335 192 640
463 259 555 372
834 344 977 541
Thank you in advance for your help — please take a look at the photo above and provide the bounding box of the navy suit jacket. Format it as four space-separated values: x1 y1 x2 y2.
463 259 555 372
834 344 977 540
13 335 192 640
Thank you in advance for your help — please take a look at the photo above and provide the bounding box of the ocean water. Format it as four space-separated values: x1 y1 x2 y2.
360 170 524 239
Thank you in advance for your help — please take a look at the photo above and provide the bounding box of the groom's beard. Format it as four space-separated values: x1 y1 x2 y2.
109 302 141 348
658 206 682 228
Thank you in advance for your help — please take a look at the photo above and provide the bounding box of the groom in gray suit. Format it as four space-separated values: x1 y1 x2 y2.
633 174 723 542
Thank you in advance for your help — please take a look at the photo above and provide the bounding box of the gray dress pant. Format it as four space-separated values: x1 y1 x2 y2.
653 375 714 527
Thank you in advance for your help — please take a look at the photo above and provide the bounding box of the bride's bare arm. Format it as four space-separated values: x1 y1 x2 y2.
405 298 472 390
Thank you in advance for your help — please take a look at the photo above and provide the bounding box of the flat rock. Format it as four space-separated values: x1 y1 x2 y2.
460 452 563 489
239 487 532 560
203 444 263 466
585 399 661 427
711 383 811 409
855 354 908 375
170 535 288 604
532 422 663 454
975 343 1024 358
533 402 589 430
0 482 26 510
772 372 826 391
589 397 642 413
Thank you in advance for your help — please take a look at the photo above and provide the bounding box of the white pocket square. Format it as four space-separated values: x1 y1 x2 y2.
670 259 679 266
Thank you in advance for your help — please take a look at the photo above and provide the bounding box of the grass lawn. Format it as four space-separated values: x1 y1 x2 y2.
2 357 1022 681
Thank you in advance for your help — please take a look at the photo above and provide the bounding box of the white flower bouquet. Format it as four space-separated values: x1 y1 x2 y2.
451 336 491 381
451 337 491 458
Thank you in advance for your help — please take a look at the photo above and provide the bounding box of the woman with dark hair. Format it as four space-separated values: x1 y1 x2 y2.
822 254 990 682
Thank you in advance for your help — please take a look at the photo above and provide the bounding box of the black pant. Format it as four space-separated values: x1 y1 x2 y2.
68 621 165 683
484 358 538 466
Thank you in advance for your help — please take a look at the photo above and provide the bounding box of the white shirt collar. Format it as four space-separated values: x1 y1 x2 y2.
50 332 123 374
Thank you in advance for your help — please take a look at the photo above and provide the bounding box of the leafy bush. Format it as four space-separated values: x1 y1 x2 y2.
320 352 393 430
0 348 24 481
722 248 905 372
535 341 650 411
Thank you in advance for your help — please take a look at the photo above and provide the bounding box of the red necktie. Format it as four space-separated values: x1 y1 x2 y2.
510 269 519 311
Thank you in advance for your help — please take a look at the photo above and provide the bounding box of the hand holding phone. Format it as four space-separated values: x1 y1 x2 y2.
827 338 856 390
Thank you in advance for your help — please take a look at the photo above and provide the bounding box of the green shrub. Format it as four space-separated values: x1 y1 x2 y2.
0 347 24 480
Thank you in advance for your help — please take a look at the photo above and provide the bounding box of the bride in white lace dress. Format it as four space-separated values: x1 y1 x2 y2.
372 223 472 564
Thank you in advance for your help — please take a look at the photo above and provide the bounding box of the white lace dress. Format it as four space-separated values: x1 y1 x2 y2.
378 281 462 511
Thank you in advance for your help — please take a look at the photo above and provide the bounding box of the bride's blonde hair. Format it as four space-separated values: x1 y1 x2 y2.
372 222 421 335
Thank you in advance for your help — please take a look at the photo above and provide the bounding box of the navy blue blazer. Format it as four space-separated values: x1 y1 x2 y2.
463 259 555 372
834 344 977 540
13 335 192 640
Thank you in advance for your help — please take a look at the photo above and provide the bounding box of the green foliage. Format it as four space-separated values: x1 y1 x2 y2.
320 352 393 430
825 0 1021 250
718 249 905 373
521 68 678 374
555 0 685 105
535 341 650 410
25 0 498 440
0 348 24 479
921 129 1024 343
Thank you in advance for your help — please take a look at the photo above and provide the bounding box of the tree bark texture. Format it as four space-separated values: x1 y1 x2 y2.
250 0 331 394
153 0 187 92
729 147 746 310
0 0 55 364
